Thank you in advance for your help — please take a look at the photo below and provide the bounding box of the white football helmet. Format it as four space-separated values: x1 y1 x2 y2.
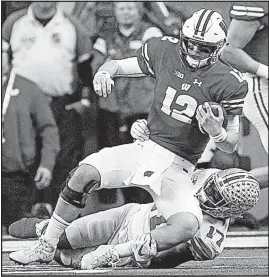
180 9 227 69
196 168 260 219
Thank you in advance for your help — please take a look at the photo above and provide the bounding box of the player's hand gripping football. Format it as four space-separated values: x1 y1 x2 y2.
93 71 114 98
196 102 224 137
130 119 150 142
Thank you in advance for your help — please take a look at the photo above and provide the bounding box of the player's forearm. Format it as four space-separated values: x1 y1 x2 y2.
221 45 263 76
249 167 268 189
211 115 239 153
97 60 121 79
97 57 146 78
150 243 194 268
214 129 238 153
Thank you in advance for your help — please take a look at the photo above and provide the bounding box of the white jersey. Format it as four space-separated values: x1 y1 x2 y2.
67 168 229 266
188 168 230 260
114 168 229 264
128 168 230 261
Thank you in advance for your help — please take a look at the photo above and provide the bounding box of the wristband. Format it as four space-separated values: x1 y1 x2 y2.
95 71 111 79
210 128 227 143
256 64 268 80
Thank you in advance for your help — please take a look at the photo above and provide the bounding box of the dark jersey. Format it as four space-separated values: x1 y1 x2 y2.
136 36 248 165
230 2 268 65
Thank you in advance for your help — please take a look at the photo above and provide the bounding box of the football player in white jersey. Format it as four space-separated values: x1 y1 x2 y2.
9 165 260 269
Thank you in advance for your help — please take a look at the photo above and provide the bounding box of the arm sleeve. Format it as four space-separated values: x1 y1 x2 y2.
31 88 60 171
136 37 161 77
220 82 248 116
189 216 230 261
215 66 248 115
230 2 267 21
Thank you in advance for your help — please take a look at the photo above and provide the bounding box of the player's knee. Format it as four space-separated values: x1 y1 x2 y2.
60 164 101 208
68 164 101 191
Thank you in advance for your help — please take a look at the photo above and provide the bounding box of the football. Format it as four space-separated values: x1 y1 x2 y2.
199 102 228 134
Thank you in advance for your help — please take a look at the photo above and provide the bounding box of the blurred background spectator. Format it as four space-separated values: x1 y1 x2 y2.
1 1 267 230
2 1 104 211
97 2 163 148
2 51 60 235
97 2 164 204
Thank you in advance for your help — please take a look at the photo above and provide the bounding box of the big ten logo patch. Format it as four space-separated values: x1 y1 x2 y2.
174 70 185 79
21 36 36 48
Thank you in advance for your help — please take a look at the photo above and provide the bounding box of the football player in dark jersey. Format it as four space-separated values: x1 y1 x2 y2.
221 2 268 154
221 1 268 227
9 9 248 266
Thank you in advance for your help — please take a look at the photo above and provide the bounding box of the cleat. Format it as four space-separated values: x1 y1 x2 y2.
80 245 120 269
8 218 49 239
9 235 58 265
36 219 50 237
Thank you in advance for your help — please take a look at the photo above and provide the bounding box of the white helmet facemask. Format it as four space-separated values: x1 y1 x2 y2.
180 9 227 70
186 56 207 69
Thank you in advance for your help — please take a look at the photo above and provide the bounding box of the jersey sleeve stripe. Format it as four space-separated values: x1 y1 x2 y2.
221 99 245 109
144 43 150 62
190 236 212 260
141 43 154 76
232 5 265 12
231 5 265 17
230 10 265 17
222 103 244 109
221 98 245 104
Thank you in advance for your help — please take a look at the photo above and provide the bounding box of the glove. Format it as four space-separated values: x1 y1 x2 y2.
130 119 150 142
131 233 157 268
93 71 114 98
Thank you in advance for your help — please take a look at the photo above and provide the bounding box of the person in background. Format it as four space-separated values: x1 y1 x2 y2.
98 1 163 149
221 1 268 154
97 2 163 204
2 1 104 208
221 1 268 229
1 49 60 235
